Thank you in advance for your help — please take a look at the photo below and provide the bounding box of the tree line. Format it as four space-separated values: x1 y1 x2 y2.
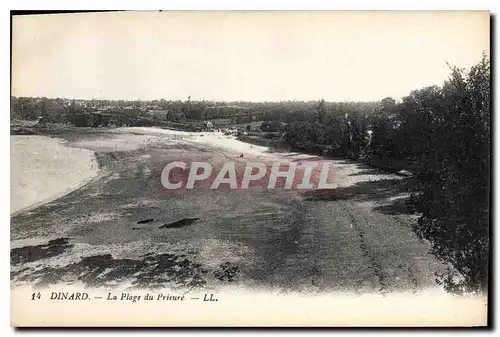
10 96 381 127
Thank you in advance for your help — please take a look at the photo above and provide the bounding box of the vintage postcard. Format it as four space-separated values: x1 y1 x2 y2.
10 11 490 327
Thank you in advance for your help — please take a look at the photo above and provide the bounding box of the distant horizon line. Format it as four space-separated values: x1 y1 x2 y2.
10 95 390 104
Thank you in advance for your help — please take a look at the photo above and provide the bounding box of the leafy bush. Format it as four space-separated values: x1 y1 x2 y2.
409 57 490 294
284 121 324 152
283 109 369 158
366 57 490 293
260 120 283 132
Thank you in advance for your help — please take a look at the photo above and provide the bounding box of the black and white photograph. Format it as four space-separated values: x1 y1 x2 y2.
9 10 490 327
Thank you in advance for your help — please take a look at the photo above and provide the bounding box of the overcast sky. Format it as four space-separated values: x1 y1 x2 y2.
12 11 489 102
